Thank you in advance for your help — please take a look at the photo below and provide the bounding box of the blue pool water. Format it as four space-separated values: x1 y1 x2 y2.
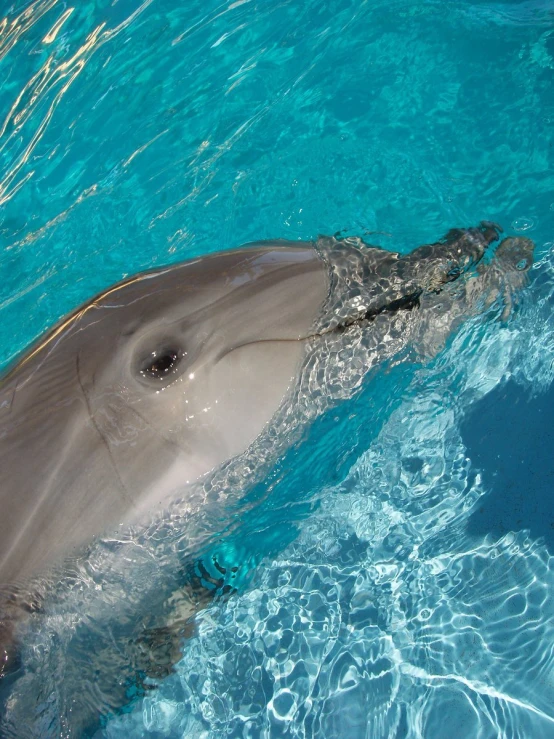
1 0 554 736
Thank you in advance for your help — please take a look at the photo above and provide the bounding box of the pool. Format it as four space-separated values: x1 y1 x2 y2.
1 0 554 736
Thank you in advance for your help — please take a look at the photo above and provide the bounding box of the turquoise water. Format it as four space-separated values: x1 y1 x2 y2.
1 0 554 736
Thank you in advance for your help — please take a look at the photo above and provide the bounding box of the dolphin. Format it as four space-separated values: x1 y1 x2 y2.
0 224 534 694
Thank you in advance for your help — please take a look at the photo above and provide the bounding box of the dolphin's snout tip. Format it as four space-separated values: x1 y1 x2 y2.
495 236 536 271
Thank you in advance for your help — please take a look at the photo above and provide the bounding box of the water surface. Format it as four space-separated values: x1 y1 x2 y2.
1 0 554 736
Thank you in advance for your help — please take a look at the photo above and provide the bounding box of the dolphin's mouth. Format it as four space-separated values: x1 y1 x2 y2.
335 290 423 333
220 288 425 358
221 288 427 362
218 224 515 363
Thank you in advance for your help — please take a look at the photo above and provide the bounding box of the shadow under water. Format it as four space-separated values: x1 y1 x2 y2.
462 379 554 550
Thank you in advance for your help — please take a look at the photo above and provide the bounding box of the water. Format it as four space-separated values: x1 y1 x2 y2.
1 0 554 736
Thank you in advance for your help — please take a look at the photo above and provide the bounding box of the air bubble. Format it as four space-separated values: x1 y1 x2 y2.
511 217 535 232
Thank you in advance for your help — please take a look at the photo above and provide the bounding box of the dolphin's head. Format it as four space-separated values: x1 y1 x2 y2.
81 253 323 494
0 244 328 581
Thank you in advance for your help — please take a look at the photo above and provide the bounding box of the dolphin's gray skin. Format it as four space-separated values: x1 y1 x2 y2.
0 243 331 685
0 225 534 726
0 245 328 586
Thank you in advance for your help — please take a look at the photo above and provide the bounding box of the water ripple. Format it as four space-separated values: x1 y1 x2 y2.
0 0 153 208
1 0 554 736
101 248 554 738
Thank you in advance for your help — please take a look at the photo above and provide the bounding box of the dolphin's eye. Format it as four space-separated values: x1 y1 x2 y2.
516 258 528 271
140 348 180 380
